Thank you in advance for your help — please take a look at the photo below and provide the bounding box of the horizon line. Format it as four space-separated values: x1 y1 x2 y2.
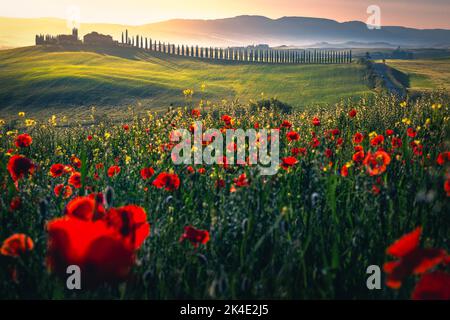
1 14 449 31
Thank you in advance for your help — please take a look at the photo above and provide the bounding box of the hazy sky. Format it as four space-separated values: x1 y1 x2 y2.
1 0 449 29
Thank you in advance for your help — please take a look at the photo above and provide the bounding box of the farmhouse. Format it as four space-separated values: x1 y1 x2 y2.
83 32 118 46
35 28 81 45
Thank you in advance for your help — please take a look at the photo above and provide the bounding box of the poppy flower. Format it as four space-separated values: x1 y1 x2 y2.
436 152 450 165
312 117 321 126
370 134 384 146
411 271 450 300
68 172 82 189
352 150 365 163
325 148 333 158
54 184 73 199
186 166 195 174
291 147 307 157
286 131 300 142
65 196 101 221
221 115 233 126
444 178 450 197
281 120 292 128
179 226 210 247
70 156 82 169
407 127 417 138
7 155 35 183
386 129 394 136
281 157 298 170
105 205 150 250
1 234 34 257
152 172 180 191
15 134 32 148
107 165 121 178
383 227 447 289
340 165 349 177
310 137 320 148
234 173 249 187
215 179 226 189
122 124 130 131
191 109 201 117
353 132 364 144
391 137 403 149
197 168 206 174
348 109 357 118
10 196 21 211
47 216 135 285
140 167 155 180
50 163 65 177
363 151 391 176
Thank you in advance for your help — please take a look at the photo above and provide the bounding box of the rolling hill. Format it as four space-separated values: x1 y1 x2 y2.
1 15 450 49
0 46 372 120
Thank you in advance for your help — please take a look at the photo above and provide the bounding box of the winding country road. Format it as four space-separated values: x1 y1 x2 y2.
371 62 406 97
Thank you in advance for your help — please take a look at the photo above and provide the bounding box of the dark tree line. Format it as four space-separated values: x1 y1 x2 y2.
120 30 352 64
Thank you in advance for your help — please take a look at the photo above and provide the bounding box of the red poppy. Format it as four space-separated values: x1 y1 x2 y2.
436 152 450 165
68 172 82 189
391 137 403 149
105 205 150 250
54 184 73 199
7 155 35 183
340 165 349 177
370 134 384 146
325 148 333 158
122 124 130 131
291 147 307 157
407 127 417 138
312 117 321 126
363 151 391 176
107 165 121 178
352 150 365 163
47 195 150 286
221 115 233 126
281 120 292 128
186 166 195 174
197 168 206 174
15 134 32 148
383 227 447 289
1 234 34 257
281 157 298 170
310 137 320 148
140 167 155 180
50 163 65 177
215 179 226 189
87 135 93 141
286 131 300 142
179 226 210 247
47 216 134 285
348 109 357 118
445 178 450 197
386 129 394 136
353 132 364 144
411 142 423 156
65 196 100 221
70 156 82 169
234 173 249 187
191 109 201 117
412 271 450 300
152 172 180 191
10 196 21 211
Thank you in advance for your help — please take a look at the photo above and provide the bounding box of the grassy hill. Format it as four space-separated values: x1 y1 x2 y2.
0 46 372 120
385 58 450 93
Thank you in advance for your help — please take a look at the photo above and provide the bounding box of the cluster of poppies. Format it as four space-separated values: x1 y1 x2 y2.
384 227 450 299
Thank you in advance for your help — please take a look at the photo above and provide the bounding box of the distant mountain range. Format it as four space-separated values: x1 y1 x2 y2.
1 15 450 49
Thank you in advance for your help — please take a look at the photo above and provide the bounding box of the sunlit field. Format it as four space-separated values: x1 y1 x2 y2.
1 91 449 299
0 46 372 120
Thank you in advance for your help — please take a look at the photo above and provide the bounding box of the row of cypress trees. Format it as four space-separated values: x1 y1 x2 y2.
120 30 352 64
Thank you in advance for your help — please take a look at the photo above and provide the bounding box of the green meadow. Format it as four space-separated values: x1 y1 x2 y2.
0 46 372 120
